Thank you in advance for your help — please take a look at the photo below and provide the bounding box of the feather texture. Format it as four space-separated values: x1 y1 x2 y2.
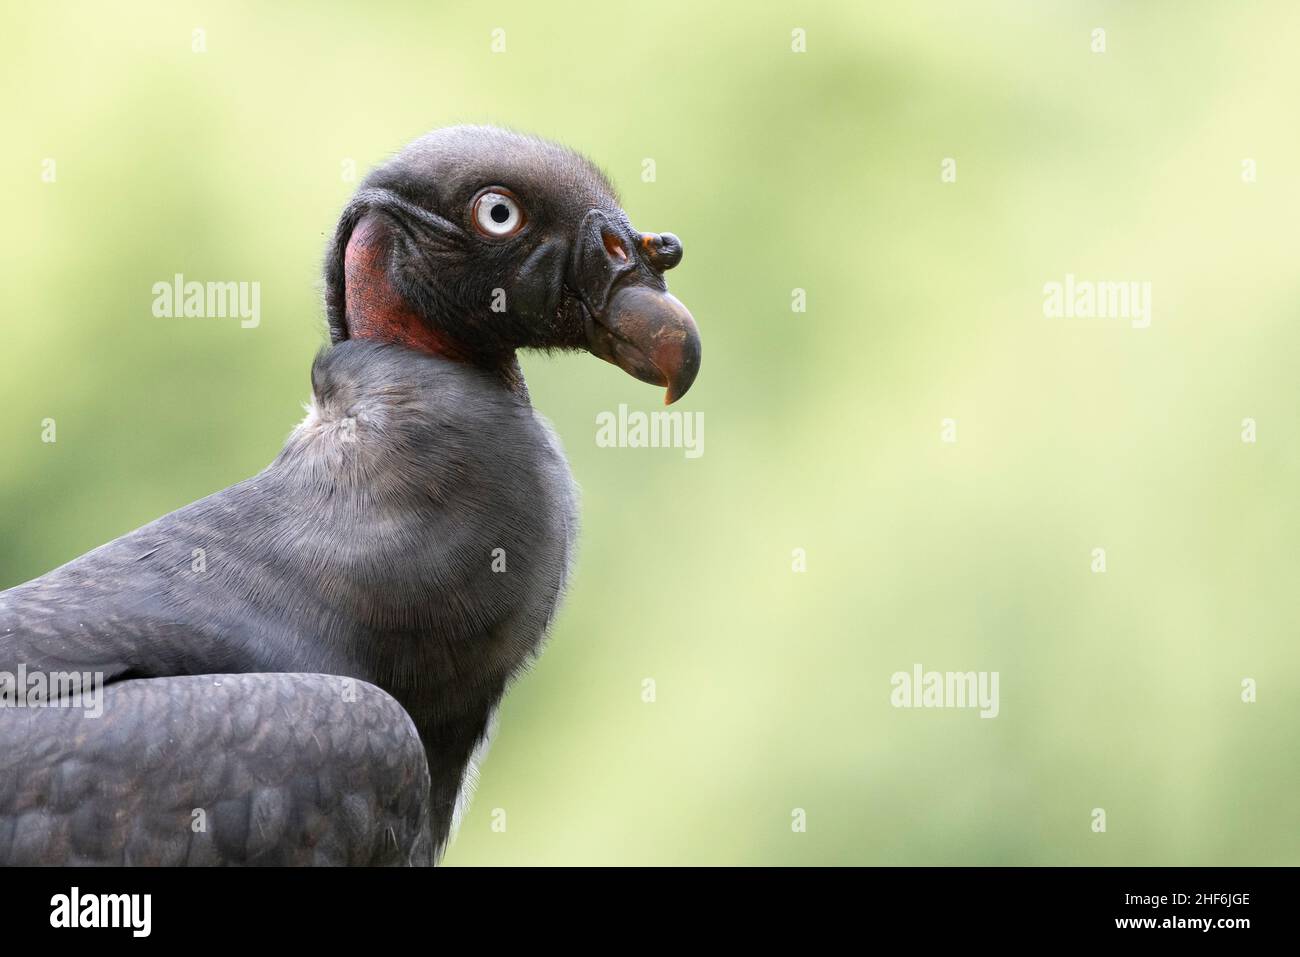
0 341 578 863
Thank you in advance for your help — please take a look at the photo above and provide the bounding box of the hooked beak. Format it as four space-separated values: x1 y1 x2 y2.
584 285 701 405
573 213 701 404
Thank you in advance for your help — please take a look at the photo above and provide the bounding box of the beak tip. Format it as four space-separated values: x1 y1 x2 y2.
663 364 698 405
585 285 701 405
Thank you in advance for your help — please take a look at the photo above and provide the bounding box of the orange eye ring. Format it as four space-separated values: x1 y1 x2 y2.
470 187 526 239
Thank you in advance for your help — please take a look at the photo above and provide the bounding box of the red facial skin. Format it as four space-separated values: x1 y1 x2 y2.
343 216 463 360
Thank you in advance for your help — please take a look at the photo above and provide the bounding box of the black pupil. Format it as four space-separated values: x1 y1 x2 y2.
490 203 510 224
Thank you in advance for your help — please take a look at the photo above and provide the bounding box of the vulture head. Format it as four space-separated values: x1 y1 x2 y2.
325 126 701 403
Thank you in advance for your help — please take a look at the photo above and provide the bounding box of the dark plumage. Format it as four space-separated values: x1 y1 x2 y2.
0 674 432 866
0 126 700 864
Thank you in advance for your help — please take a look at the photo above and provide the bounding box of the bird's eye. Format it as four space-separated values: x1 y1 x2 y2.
471 189 525 238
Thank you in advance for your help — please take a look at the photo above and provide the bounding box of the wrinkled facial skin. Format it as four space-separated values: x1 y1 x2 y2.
325 126 701 404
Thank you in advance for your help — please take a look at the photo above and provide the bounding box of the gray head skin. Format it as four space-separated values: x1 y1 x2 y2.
0 127 702 864
325 125 700 402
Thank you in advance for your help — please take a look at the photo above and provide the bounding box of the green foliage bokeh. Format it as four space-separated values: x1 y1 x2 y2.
3 1 1296 864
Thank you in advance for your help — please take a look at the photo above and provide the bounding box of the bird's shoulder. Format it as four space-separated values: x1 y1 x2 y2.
0 672 432 865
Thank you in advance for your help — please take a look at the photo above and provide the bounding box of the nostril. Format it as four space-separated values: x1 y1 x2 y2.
602 232 628 263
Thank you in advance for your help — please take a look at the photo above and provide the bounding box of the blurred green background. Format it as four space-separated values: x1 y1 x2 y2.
3 1 1297 865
